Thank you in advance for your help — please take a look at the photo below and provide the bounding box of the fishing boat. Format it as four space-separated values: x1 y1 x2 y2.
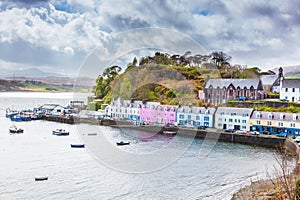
5 108 19 118
9 125 24 133
11 115 22 122
163 131 177 135
34 176 48 181
116 141 130 146
52 129 69 136
70 144 85 148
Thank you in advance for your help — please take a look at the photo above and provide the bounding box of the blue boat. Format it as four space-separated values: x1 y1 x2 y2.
11 115 22 122
21 115 31 121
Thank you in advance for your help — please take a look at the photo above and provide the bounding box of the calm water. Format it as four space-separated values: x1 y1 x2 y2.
0 92 280 200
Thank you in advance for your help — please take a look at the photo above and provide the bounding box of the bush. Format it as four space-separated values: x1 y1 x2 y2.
295 180 300 200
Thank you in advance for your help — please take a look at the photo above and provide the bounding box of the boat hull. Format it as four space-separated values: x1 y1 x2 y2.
70 144 85 148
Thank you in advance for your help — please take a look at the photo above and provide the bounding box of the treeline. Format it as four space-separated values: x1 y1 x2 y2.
93 51 265 105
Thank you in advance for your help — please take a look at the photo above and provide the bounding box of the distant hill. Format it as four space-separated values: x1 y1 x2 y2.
273 65 300 78
3 68 66 78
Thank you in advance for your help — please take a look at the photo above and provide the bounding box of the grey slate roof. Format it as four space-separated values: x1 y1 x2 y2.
282 79 300 88
252 111 300 122
215 107 253 116
205 78 261 89
260 75 279 86
177 106 216 114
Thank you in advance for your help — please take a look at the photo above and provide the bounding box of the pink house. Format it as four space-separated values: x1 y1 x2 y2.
139 102 177 125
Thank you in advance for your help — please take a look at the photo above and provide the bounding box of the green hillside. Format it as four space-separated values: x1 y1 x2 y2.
93 51 262 106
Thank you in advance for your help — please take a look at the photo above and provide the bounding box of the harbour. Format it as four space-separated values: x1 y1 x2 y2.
0 92 297 200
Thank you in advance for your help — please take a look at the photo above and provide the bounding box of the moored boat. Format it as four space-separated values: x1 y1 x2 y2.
163 131 177 135
70 144 85 148
52 129 69 136
9 125 24 133
34 176 48 181
116 141 130 146
11 115 22 122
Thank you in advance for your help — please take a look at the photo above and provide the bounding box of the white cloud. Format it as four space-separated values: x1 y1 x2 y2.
1 0 300 75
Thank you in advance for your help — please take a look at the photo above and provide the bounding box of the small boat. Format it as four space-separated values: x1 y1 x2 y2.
163 131 177 135
9 125 24 133
5 108 19 118
11 115 22 122
34 176 48 181
116 141 130 146
70 144 85 148
87 133 97 136
52 129 69 136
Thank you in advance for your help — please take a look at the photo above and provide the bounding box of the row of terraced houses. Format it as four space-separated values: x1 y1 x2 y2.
105 99 300 136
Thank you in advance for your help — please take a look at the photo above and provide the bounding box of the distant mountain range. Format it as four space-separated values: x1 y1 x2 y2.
1 68 67 78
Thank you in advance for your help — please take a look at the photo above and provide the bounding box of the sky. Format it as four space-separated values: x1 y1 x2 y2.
1 0 300 77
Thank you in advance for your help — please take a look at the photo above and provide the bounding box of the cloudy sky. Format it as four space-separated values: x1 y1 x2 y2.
1 0 300 77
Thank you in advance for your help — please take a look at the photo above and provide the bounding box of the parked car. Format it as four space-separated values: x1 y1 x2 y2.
294 136 300 143
262 131 271 135
197 126 206 130
235 130 246 134
251 131 260 135
236 96 247 101
280 99 289 102
276 132 287 137
224 129 234 133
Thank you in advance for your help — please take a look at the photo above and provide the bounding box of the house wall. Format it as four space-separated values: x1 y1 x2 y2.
280 87 300 102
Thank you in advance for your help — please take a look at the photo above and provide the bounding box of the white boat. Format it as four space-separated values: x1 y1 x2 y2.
52 129 69 136
163 131 177 135
9 125 24 133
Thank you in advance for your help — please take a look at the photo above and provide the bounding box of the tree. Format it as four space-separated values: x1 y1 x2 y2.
210 51 232 69
94 65 121 99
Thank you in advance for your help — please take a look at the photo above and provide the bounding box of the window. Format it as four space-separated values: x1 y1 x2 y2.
291 123 296 128
256 120 261 125
218 118 222 122
229 119 233 122
170 114 174 117
267 121 272 126
188 115 191 120
204 116 209 121
179 114 184 119
234 119 237 122
293 88 295 92
278 122 283 127
242 120 247 123
285 88 288 92
196 116 200 120
242 126 246 130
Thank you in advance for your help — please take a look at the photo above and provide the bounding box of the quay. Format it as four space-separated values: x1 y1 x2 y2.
45 115 299 155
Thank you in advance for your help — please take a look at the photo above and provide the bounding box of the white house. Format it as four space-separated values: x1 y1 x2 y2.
280 78 300 102
105 99 142 124
176 106 216 128
37 104 65 115
214 107 253 131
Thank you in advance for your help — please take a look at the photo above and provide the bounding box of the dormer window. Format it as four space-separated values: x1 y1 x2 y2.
256 112 261 119
293 114 298 120
280 113 285 120
268 113 273 119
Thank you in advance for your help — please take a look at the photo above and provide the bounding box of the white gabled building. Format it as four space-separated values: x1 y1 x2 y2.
176 106 215 128
280 78 300 102
214 107 253 131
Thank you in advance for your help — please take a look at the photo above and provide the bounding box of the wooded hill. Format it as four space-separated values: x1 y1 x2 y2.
93 51 264 106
